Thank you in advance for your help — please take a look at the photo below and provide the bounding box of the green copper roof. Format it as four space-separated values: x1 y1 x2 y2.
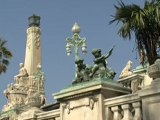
59 78 115 92
53 77 130 100
133 64 148 74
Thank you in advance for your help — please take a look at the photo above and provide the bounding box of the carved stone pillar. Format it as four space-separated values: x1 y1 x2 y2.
111 106 122 120
132 102 141 120
24 26 42 76
121 104 133 120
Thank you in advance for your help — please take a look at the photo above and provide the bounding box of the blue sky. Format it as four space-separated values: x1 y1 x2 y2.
0 0 145 110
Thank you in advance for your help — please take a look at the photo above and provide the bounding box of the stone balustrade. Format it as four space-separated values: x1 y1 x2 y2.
36 109 60 120
104 93 142 120
118 74 144 93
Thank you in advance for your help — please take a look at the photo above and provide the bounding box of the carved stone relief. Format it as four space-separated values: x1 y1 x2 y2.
35 34 41 49
64 97 97 115
61 97 99 120
27 34 31 49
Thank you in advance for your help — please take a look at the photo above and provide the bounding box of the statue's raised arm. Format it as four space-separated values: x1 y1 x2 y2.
104 45 115 60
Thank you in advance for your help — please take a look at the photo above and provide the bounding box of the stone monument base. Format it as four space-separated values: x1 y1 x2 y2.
54 79 131 120
18 107 42 120
139 79 160 120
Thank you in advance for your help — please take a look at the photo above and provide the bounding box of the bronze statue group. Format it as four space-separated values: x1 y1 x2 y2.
73 47 116 84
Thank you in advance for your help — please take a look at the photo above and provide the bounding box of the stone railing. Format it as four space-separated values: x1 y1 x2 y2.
118 74 144 93
104 93 142 120
36 109 60 120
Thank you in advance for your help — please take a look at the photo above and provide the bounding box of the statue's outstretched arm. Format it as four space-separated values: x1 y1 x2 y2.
105 45 115 59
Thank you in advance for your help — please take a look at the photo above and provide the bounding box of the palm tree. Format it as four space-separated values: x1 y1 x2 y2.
110 0 160 65
0 39 13 74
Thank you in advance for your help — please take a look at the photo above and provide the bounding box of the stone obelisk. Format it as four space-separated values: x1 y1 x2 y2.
24 15 45 107
24 14 42 76
1 15 45 120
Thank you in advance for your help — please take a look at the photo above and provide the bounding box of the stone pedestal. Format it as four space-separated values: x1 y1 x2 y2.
18 107 42 120
138 59 160 120
139 79 160 120
54 79 131 120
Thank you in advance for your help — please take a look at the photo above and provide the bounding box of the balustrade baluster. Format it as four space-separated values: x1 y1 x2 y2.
132 102 142 120
111 106 122 120
121 104 133 120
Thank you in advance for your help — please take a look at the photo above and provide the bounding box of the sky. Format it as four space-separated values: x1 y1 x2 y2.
0 0 145 110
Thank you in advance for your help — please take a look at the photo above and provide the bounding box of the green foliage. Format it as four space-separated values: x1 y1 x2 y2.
0 39 13 74
110 0 160 65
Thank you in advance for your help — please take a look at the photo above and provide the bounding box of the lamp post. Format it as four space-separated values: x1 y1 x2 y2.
66 23 87 61
66 23 87 78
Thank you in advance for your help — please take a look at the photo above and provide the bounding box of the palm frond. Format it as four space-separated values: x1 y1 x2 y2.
0 38 13 74
110 0 160 65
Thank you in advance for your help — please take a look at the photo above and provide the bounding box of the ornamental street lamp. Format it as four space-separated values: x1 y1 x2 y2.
66 23 87 61
66 23 87 78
